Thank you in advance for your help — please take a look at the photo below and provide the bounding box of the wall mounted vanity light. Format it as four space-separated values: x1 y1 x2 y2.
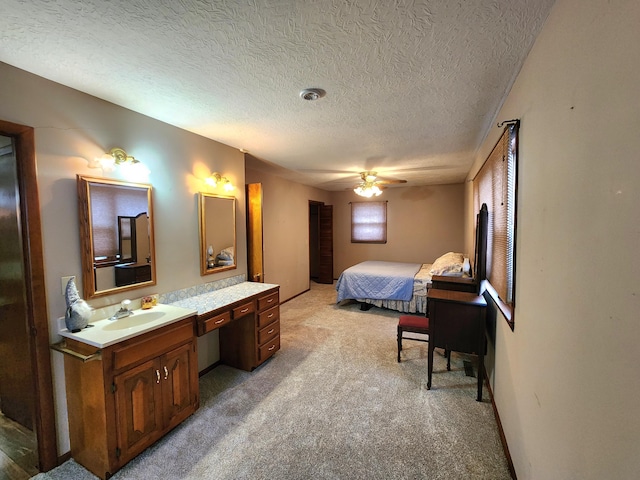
96 147 150 176
205 172 235 191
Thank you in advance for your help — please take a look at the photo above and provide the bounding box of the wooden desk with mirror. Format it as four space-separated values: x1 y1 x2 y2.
427 288 487 401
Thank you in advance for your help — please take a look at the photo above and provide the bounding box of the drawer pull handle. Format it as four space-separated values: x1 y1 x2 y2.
240 308 249 313
267 298 273 303
268 345 276 351
163 366 169 380
267 329 274 334
268 313 273 318
215 318 225 324
156 370 160 384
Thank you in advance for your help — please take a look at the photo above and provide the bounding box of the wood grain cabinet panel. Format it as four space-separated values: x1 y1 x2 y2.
215 287 280 371
62 316 198 479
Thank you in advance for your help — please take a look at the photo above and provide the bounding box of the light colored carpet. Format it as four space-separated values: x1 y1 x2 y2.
34 282 511 479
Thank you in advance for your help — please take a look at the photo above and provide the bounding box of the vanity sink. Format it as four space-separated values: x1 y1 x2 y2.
59 303 197 348
101 310 166 331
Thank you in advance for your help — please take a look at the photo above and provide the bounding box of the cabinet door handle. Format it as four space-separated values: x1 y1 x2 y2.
268 345 276 351
163 366 169 380
156 370 160 384
215 318 225 324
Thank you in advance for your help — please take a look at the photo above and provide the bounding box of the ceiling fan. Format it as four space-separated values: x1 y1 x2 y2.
353 171 407 197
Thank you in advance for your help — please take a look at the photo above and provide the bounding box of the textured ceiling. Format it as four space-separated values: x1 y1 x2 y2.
0 0 554 190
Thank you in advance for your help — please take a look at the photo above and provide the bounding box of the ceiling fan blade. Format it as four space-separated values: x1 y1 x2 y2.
375 178 407 185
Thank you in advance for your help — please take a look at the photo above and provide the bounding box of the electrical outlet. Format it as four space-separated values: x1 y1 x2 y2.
61 276 76 295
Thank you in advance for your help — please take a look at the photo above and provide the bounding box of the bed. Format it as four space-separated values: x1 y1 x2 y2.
335 254 469 314
335 204 488 315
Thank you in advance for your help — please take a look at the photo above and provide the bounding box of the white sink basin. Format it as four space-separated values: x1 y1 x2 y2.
59 303 197 348
101 310 167 330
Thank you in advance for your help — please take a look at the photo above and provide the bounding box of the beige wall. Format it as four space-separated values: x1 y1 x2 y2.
466 0 640 478
0 62 247 454
332 184 465 275
245 163 333 301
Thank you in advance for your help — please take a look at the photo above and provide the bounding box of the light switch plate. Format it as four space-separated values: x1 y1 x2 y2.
61 276 76 295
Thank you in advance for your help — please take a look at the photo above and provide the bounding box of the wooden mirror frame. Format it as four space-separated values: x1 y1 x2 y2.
77 175 156 299
198 192 237 275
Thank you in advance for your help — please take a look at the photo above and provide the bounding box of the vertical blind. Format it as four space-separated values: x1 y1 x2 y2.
351 201 387 243
473 123 518 305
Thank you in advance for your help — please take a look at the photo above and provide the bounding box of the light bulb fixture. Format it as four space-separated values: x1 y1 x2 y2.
96 147 150 175
354 183 383 197
205 172 235 191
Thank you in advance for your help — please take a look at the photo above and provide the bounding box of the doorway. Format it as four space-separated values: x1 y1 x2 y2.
308 201 333 284
0 120 58 475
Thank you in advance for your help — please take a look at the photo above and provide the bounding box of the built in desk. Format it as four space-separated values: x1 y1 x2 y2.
427 288 487 401
170 282 280 371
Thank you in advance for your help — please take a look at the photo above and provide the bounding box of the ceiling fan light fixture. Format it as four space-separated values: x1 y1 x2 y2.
354 183 383 198
300 88 326 101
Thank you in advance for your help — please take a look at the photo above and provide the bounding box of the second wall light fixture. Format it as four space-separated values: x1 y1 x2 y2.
205 172 235 191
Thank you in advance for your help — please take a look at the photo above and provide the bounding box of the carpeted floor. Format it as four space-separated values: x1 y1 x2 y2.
34 282 511 479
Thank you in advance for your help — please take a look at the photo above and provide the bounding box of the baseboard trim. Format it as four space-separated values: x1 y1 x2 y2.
57 451 71 466
199 360 221 377
484 373 517 479
281 288 310 305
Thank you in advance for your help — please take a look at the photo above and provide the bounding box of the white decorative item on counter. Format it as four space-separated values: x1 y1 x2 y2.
64 277 92 332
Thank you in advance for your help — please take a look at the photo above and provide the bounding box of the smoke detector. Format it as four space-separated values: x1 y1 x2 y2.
299 88 326 101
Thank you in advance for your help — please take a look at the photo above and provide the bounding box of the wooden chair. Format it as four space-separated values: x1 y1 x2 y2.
397 315 450 369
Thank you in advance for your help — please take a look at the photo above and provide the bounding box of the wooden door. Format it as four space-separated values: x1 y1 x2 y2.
317 205 333 284
114 359 163 464
161 342 196 430
246 183 264 282
0 122 57 472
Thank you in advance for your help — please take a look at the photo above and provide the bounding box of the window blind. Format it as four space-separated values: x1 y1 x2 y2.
351 201 387 243
473 124 518 306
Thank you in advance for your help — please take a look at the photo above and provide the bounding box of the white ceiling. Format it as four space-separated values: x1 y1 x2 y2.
0 0 554 191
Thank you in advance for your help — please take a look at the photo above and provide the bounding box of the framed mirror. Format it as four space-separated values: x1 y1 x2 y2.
198 192 236 275
77 175 156 299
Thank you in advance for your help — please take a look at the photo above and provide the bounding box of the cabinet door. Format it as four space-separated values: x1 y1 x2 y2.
161 342 197 430
114 358 163 465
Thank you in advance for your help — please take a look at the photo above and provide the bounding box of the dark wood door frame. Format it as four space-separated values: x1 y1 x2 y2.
0 119 58 471
308 201 333 284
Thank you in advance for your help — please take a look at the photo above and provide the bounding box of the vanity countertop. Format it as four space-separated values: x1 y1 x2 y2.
169 282 279 316
59 303 197 348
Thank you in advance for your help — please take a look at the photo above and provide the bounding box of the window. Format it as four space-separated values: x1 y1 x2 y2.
351 201 387 243
473 122 518 328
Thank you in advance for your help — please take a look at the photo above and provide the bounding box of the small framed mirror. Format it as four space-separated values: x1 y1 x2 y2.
198 192 236 275
77 175 156 299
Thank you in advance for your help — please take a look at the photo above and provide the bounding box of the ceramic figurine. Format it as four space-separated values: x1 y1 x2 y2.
64 278 92 332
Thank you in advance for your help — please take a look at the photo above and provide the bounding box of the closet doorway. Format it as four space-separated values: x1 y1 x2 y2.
0 120 57 475
308 201 333 284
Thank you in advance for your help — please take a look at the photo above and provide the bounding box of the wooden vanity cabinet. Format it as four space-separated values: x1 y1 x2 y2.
203 286 280 371
62 316 198 479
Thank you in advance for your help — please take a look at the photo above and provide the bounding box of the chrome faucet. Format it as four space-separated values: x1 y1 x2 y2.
110 299 133 320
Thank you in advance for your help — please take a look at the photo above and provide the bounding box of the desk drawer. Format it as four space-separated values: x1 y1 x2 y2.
258 335 280 362
258 292 279 311
257 305 279 329
233 302 254 319
258 320 280 345
200 310 231 335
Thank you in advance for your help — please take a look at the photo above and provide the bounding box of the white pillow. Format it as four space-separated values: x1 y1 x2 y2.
429 252 465 276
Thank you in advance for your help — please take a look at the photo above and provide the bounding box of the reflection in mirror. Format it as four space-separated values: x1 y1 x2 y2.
198 193 236 275
77 175 156 299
